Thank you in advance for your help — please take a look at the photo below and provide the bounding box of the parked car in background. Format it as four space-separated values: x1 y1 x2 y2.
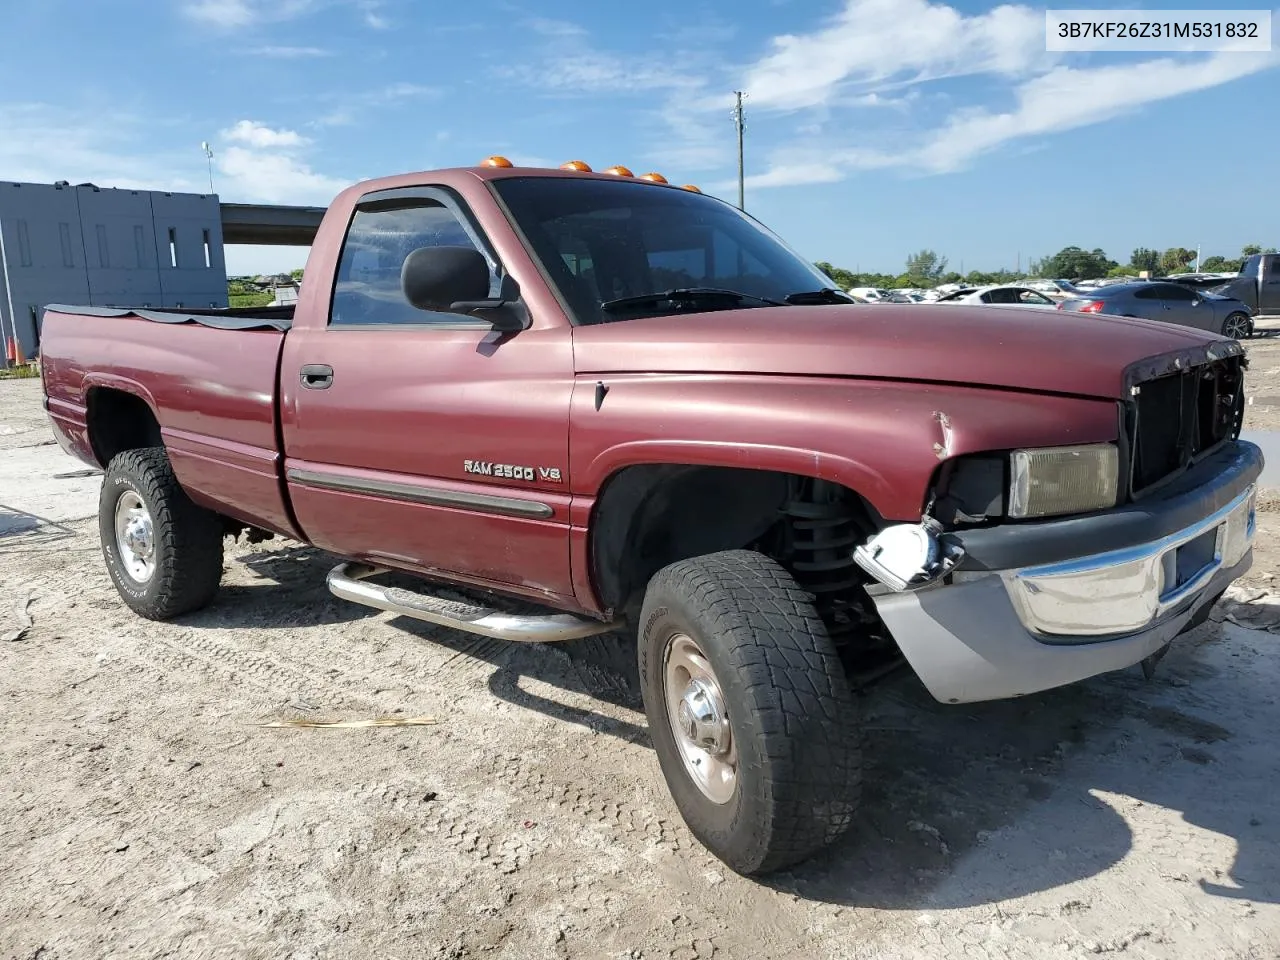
1022 279 1084 300
1210 253 1280 316
1163 273 1238 291
1058 281 1254 338
936 285 1057 308
848 286 890 301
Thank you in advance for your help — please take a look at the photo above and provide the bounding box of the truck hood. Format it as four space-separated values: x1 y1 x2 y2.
571 304 1232 400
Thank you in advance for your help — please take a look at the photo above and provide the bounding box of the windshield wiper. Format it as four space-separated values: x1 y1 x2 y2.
599 287 786 313
783 287 856 305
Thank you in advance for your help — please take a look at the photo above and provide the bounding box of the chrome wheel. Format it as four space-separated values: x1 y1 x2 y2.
114 490 156 583
1224 314 1252 339
664 633 737 804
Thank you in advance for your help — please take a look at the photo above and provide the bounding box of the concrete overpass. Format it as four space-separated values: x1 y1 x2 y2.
219 202 326 246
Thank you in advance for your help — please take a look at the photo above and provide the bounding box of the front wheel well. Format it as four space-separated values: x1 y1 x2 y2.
86 387 163 467
589 465 895 670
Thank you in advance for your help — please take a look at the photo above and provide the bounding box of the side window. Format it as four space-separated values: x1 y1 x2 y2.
1241 255 1261 278
330 197 494 326
1133 285 1160 300
1270 259 1280 276
1161 284 1194 301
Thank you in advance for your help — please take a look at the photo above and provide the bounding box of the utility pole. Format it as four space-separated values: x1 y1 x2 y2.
732 91 746 211
201 142 215 195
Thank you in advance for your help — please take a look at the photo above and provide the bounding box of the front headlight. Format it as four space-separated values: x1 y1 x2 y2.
1009 444 1118 519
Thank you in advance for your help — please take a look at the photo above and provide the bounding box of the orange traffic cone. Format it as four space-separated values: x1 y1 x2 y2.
13 338 25 365
4 337 14 365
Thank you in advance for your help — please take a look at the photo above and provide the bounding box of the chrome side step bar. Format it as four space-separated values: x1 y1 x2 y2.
326 562 620 643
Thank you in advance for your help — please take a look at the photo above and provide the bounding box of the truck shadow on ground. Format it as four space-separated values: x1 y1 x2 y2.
203 543 1279 912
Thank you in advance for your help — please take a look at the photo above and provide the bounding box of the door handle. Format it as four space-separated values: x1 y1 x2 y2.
300 364 334 389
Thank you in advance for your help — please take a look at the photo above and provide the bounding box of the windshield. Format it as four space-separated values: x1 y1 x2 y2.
492 176 837 324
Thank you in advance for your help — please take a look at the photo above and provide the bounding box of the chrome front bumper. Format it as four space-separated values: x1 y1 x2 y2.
870 484 1257 704
1002 485 1256 639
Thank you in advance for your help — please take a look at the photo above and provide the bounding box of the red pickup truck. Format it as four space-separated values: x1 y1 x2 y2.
40 159 1262 876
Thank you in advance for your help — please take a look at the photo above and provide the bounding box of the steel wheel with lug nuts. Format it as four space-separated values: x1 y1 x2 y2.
638 549 864 876
113 490 157 583
664 633 738 805
99 446 225 620
1223 312 1252 340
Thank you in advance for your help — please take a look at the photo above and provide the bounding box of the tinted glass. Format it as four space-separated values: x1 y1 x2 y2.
331 198 492 326
1161 284 1195 301
1241 255 1261 278
493 177 834 324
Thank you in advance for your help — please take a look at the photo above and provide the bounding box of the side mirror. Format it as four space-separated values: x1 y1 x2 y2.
401 246 526 331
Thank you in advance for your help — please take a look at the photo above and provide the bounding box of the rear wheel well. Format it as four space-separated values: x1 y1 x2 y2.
590 465 897 673
86 387 163 466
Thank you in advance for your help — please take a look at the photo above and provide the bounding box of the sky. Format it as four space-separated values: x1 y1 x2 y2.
0 0 1277 276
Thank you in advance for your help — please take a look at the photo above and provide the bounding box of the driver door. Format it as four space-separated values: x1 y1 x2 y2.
280 186 576 599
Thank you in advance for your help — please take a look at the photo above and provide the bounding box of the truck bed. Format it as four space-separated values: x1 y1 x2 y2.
40 304 300 538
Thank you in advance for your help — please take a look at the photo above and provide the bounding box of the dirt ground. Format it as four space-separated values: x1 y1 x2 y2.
3 341 1280 960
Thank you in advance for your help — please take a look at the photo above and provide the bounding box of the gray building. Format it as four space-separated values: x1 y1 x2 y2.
0 181 228 358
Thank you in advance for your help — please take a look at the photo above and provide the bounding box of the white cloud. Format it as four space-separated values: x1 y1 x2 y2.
183 0 388 29
742 0 1048 112
358 0 388 28
221 120 310 149
183 0 317 28
914 52 1274 173
215 146 350 204
0 103 198 191
727 0 1279 185
245 45 331 57
526 17 588 37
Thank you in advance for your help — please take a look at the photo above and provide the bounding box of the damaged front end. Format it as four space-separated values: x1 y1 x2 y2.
853 518 964 592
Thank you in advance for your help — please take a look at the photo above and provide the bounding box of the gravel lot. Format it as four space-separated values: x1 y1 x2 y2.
3 348 1279 960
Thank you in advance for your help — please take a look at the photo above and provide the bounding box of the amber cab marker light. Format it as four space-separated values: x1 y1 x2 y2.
638 172 668 183
482 155 514 168
560 160 592 172
603 165 634 177
681 184 702 193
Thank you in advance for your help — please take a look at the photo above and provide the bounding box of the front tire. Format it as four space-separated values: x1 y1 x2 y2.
1222 312 1253 339
99 447 224 620
638 550 862 875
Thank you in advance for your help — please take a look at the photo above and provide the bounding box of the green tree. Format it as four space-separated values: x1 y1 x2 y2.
1038 246 1115 280
1242 244 1262 256
1201 255 1234 272
1130 247 1160 274
290 268 305 281
1108 264 1139 278
905 249 948 281
1159 247 1196 275
814 261 857 289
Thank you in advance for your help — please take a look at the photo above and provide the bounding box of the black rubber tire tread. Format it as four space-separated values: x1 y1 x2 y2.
1222 312 1253 339
99 446 224 620
638 550 863 876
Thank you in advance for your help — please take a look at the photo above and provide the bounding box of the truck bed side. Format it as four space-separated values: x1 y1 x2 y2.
41 306 301 538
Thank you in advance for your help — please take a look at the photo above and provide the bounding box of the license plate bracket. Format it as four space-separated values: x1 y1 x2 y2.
1174 527 1218 588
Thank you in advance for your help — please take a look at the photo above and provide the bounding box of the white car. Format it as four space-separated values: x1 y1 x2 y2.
848 287 890 301
935 285 1059 308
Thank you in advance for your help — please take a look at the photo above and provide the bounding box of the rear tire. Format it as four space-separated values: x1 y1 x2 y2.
1222 312 1253 340
99 447 224 620
638 550 862 875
